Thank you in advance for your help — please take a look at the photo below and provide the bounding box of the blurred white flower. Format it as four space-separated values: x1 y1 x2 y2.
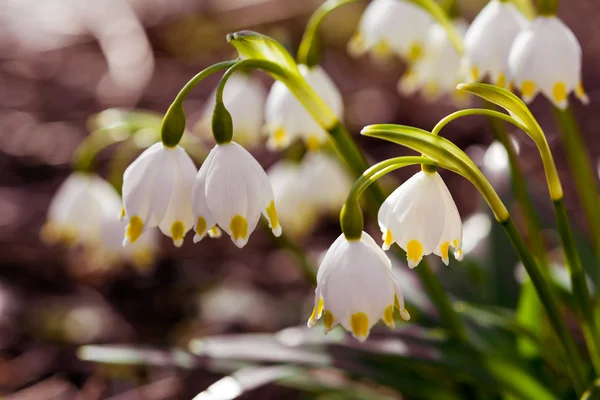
348 0 432 61
122 142 196 247
463 0 527 88
307 231 410 341
192 141 281 248
268 161 318 238
41 172 122 245
196 73 266 147
399 20 468 103
509 16 588 109
264 65 343 151
379 171 463 268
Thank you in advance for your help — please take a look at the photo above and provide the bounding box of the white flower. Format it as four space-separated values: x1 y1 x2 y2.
463 0 527 88
378 171 463 268
398 20 468 103
268 161 318 238
195 72 266 147
99 216 159 271
192 141 281 248
122 142 197 247
41 172 122 245
509 16 588 109
300 151 353 214
307 231 410 341
264 65 343 151
348 0 433 61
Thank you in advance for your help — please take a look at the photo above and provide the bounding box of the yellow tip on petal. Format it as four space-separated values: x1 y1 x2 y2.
576 82 589 104
305 135 321 152
521 81 536 99
383 305 395 328
266 200 281 236
406 239 423 269
440 241 450 266
350 312 369 340
308 298 325 328
273 127 287 146
496 73 506 89
372 40 392 61
230 215 248 246
455 249 464 261
125 216 144 245
383 229 394 250
323 309 335 331
453 239 459 248
400 308 410 321
470 66 479 82
170 221 185 247
552 82 567 106
208 226 222 238
119 207 126 220
407 42 423 62
195 216 207 237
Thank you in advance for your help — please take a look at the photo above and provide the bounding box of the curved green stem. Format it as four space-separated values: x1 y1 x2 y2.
161 60 237 147
297 0 361 67
72 126 130 172
432 109 528 137
552 106 600 286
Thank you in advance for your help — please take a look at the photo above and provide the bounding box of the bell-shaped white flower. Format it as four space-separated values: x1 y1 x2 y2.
122 142 196 247
509 16 588 109
264 65 343 151
463 0 527 88
378 171 463 268
398 20 468 103
348 0 433 61
195 72 266 147
41 172 122 245
192 141 281 248
300 151 353 214
268 161 318 238
307 231 410 341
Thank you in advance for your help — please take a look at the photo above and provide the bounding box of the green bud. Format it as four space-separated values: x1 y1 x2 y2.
212 101 234 144
340 200 364 241
161 102 186 148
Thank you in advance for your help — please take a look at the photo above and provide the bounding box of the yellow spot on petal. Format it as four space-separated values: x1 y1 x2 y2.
440 241 450 261
208 226 222 238
305 135 321 152
406 240 423 264
453 239 459 248
471 66 479 82
126 216 144 244
323 309 335 330
309 298 325 325
273 128 286 145
553 82 567 104
195 217 207 236
383 305 395 328
230 215 248 241
170 221 185 244
576 82 586 98
496 73 506 88
350 312 369 339
521 81 536 98
384 229 394 248
407 42 423 62
373 40 392 60
119 207 126 220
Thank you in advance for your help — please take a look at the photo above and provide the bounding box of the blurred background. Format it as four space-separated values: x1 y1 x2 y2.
1 0 599 398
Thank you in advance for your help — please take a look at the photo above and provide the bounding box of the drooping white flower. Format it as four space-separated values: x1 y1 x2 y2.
509 16 588 109
264 65 343 151
348 0 433 61
307 231 410 341
268 161 318 238
41 172 122 245
192 141 281 248
398 20 469 103
300 151 353 214
463 0 527 88
195 72 266 147
122 142 196 247
378 171 463 268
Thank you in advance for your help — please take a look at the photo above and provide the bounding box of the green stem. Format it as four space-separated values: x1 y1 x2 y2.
501 218 587 395
554 199 600 374
537 0 559 15
72 126 130 172
297 0 361 67
552 106 600 288
161 60 237 147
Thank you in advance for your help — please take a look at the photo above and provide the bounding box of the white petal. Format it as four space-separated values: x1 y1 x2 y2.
300 151 352 213
430 174 462 265
192 148 218 242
